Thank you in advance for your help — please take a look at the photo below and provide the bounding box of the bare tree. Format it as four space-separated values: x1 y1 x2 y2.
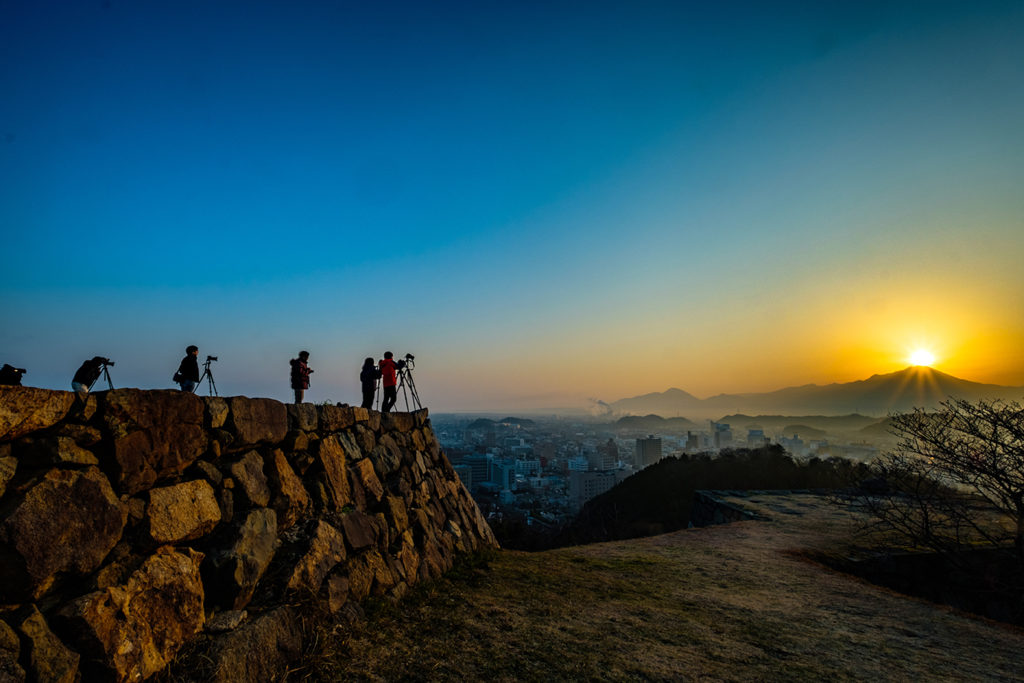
860 398 1024 565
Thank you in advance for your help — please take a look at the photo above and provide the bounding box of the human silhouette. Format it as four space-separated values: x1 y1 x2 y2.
379 351 399 413
360 357 380 409
174 345 200 392
290 351 312 404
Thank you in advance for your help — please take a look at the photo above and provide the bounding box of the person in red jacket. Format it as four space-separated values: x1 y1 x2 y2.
289 350 312 404
378 351 401 413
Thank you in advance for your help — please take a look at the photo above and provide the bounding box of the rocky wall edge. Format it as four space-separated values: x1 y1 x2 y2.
0 386 498 682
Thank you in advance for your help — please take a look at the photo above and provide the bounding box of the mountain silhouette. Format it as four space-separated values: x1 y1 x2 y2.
610 367 1024 418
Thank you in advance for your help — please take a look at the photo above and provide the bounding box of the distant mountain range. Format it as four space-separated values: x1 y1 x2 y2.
609 367 1024 419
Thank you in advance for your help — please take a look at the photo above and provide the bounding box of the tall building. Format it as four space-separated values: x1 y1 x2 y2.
461 454 492 487
635 436 662 468
597 438 618 470
711 422 733 449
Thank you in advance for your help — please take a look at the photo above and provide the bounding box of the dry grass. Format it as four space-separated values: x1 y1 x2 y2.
294 494 1024 682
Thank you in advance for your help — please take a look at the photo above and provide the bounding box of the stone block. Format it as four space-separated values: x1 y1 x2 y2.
353 424 376 453
206 607 302 683
58 547 205 682
367 410 381 432
368 438 402 479
314 436 351 509
0 467 123 601
147 479 221 544
339 511 377 552
226 397 287 447
286 520 346 594
14 605 79 683
384 495 410 534
0 387 76 442
381 411 415 433
285 403 318 432
205 508 279 611
55 423 102 447
317 404 354 432
203 396 230 429
230 451 271 507
263 449 310 530
193 459 223 486
0 619 24 682
100 389 208 495
352 458 384 504
351 406 369 423
326 574 349 613
412 408 429 427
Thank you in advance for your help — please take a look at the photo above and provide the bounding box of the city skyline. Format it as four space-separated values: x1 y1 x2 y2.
3 1 1023 412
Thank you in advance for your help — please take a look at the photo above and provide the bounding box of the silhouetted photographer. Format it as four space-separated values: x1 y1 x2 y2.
379 352 400 413
72 356 114 396
0 364 26 386
360 357 380 409
173 345 200 392
290 350 312 404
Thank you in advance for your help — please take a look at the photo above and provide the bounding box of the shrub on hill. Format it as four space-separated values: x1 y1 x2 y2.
556 445 867 546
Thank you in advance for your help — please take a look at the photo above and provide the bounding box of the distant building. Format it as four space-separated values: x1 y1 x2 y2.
635 436 662 468
711 422 733 449
453 463 473 488
567 455 590 472
597 438 618 470
568 470 631 510
779 434 806 457
515 458 541 476
461 454 492 486
746 428 767 448
490 460 516 490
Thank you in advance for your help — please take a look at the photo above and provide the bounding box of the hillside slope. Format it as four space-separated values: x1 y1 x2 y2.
297 493 1024 681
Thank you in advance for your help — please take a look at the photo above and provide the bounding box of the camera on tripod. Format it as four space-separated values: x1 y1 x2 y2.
207 356 218 362
98 358 114 367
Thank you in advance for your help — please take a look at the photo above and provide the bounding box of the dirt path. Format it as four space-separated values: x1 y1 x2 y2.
306 493 1024 681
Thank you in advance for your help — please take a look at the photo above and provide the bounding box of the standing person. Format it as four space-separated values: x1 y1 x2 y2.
174 345 200 392
290 351 312 404
378 351 399 413
360 357 380 409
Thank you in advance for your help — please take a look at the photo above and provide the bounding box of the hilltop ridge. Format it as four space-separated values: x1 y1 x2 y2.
609 367 1024 418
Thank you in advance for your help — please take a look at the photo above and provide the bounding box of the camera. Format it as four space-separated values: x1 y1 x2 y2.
99 358 114 366
207 356 218 362
404 353 415 361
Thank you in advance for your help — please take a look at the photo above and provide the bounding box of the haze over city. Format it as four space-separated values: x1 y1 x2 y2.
3 1 1023 412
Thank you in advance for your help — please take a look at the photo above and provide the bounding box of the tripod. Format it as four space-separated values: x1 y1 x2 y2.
88 364 115 392
396 363 422 411
194 358 219 396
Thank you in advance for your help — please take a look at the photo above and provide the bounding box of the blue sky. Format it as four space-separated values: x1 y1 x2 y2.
2 1 1023 411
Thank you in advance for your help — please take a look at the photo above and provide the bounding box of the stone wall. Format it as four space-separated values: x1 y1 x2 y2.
0 387 497 681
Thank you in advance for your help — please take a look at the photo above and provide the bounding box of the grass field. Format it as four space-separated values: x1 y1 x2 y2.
295 493 1024 682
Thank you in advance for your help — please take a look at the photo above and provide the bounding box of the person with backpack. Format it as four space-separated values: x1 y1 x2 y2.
360 357 381 409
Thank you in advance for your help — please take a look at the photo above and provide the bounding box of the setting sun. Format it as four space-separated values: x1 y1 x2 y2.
909 349 936 367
